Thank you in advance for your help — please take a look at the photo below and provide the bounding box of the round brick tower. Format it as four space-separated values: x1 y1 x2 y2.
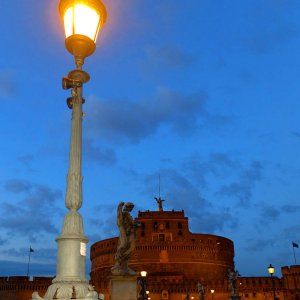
90 200 234 299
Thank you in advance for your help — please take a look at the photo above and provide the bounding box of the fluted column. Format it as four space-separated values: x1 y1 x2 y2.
53 82 88 283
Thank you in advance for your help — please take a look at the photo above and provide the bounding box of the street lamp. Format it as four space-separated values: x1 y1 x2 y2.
268 264 276 300
211 289 215 300
59 0 107 67
32 1 107 300
138 271 148 300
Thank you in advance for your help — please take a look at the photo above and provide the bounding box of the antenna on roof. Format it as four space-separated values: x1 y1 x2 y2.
158 173 161 198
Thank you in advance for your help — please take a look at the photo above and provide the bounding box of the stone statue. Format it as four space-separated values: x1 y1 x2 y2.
228 269 239 296
197 282 205 300
154 197 165 211
111 202 138 276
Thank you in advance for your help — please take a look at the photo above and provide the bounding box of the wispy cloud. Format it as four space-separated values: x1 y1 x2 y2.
83 138 116 166
242 3 298 55
218 161 263 206
86 87 231 145
140 167 238 233
260 205 280 222
244 238 276 252
1 247 56 264
0 260 55 277
4 179 32 193
281 204 300 213
291 131 300 139
0 69 16 100
184 152 240 187
18 154 35 172
86 87 207 144
143 44 196 70
0 179 62 240
88 204 119 240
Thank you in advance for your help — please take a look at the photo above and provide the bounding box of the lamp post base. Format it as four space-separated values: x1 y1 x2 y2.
31 281 98 300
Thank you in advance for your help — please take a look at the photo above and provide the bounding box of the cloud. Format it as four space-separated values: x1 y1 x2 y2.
188 210 238 234
143 44 196 70
256 203 300 226
184 152 240 187
282 224 300 240
18 154 34 164
1 247 56 264
260 205 280 222
291 131 300 139
140 168 237 233
0 179 62 240
0 70 16 100
88 204 119 240
4 179 32 193
85 87 208 144
242 4 298 55
0 260 55 277
244 238 276 252
18 154 35 172
282 204 300 213
0 237 7 246
218 161 263 206
83 139 116 166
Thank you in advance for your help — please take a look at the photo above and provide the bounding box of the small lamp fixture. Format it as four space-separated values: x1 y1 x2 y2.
59 0 107 62
211 290 215 294
268 264 275 276
141 270 147 277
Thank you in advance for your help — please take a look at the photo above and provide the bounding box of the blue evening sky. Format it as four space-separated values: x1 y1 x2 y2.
0 0 300 278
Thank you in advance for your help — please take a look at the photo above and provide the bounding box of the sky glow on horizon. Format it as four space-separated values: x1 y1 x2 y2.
0 0 300 278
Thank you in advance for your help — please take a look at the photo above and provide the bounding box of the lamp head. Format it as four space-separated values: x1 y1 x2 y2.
59 0 107 61
268 264 275 276
141 270 147 277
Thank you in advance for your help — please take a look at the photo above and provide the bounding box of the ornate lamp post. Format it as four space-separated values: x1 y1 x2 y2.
268 264 276 300
32 1 106 300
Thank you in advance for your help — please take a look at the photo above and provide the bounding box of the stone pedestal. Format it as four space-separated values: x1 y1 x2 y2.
110 275 138 300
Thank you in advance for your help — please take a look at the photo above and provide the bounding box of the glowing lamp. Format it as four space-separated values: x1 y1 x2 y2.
59 0 107 59
141 270 147 277
268 264 275 276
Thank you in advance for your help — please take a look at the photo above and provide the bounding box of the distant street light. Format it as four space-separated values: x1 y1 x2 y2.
32 1 107 299
211 289 215 300
268 264 276 300
138 271 148 300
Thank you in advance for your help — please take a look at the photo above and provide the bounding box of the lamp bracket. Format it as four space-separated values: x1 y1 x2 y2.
68 69 90 84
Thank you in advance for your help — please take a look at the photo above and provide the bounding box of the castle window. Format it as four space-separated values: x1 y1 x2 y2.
178 230 182 236
178 222 183 229
166 222 170 229
141 231 145 237
159 234 165 241
141 222 145 229
153 222 158 229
